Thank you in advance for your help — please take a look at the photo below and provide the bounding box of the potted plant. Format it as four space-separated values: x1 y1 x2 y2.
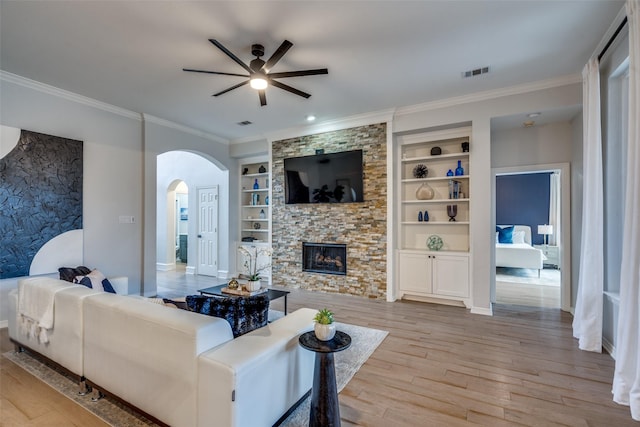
237 246 272 291
313 308 336 341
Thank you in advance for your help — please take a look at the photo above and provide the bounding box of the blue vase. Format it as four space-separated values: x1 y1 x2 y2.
418 211 423 222
455 160 464 176
424 211 429 222
446 169 454 177
253 179 259 189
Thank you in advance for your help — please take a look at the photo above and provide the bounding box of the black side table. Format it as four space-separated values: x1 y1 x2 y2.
299 330 352 427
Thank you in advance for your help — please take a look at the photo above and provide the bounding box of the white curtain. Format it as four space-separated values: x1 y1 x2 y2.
548 172 561 246
613 0 640 420
572 58 604 352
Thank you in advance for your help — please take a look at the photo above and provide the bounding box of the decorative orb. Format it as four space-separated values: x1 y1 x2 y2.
412 164 428 179
427 235 444 251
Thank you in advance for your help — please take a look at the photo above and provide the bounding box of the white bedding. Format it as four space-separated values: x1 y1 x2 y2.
496 225 546 271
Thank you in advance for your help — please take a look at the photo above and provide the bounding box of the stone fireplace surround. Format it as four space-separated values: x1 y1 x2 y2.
271 123 387 299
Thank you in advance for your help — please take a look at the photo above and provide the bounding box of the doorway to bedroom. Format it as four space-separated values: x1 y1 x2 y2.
494 167 565 309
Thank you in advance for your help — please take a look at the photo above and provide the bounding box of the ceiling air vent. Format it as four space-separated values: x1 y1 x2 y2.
462 66 490 78
237 120 253 126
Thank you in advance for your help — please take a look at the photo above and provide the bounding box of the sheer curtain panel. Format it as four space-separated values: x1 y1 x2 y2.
613 0 640 420
572 58 604 352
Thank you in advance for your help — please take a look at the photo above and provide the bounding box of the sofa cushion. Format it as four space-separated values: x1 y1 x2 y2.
185 294 270 337
58 266 91 282
74 269 116 293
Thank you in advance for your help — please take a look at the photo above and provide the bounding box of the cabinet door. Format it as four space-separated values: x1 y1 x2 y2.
432 254 469 298
398 252 432 294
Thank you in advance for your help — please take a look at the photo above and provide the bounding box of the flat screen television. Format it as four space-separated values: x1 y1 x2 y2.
284 149 364 204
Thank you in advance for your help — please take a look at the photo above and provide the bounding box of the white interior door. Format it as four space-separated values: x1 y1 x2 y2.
197 186 218 276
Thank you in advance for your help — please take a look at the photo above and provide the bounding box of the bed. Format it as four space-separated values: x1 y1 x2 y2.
495 225 546 275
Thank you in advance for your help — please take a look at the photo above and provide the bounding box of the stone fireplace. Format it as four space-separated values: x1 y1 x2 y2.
270 122 387 299
302 242 347 275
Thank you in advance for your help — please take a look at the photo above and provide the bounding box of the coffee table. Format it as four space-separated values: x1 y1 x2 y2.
299 331 352 427
197 284 290 315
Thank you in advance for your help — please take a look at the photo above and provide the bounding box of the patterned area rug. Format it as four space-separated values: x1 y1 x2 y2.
3 321 387 427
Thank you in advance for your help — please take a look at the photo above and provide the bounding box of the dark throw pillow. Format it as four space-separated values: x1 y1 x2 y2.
496 225 515 244
59 266 91 282
162 298 189 310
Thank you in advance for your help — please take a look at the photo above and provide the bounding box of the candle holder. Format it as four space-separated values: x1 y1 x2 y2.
447 205 458 222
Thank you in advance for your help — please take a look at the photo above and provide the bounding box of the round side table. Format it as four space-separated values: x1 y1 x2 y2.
299 330 351 427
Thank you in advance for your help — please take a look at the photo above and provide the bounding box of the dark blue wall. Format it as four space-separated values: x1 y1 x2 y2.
496 173 551 245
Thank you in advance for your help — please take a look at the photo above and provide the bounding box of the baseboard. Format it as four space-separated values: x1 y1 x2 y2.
0 320 7 329
156 262 175 272
185 266 196 275
471 305 494 316
217 270 229 279
602 338 616 360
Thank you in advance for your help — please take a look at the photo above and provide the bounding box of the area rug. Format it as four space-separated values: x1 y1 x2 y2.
3 321 387 427
496 266 561 286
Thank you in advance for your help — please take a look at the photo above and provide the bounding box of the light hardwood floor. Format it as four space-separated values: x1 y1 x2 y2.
1 272 635 426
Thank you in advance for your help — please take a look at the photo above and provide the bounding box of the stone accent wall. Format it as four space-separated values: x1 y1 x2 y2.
271 123 387 298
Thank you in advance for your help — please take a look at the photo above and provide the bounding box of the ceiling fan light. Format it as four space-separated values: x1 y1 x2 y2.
250 78 268 90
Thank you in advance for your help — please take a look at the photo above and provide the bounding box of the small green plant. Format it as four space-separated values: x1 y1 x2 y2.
313 308 334 325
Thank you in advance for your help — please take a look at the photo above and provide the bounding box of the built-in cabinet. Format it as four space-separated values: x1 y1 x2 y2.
238 160 271 281
240 161 271 242
396 127 471 306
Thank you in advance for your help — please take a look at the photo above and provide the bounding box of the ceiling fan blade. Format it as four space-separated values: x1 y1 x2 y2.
258 90 267 106
183 68 249 78
262 40 293 73
209 39 252 74
267 68 329 79
213 80 249 97
269 79 311 98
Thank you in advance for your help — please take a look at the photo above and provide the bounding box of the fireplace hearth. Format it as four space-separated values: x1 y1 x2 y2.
302 242 347 275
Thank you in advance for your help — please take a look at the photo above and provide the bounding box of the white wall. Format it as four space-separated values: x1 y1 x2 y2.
142 118 236 296
491 121 574 168
0 74 237 324
156 151 229 275
0 75 144 292
394 81 583 314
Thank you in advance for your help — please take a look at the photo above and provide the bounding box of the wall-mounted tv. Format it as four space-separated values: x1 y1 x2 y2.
284 149 364 204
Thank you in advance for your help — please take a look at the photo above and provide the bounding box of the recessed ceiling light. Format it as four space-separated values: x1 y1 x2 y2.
527 112 541 118
306 115 316 122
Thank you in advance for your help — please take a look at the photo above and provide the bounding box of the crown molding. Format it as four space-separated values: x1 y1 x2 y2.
142 114 229 145
260 108 396 143
0 70 141 121
395 74 582 117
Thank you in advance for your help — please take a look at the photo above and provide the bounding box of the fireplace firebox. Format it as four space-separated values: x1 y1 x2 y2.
302 242 347 275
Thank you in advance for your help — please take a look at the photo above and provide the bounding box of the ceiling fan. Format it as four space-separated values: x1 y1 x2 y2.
183 39 328 106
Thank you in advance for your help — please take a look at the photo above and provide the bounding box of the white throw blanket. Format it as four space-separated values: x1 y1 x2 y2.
18 278 75 344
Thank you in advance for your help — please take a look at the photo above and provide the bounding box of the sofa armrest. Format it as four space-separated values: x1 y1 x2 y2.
197 307 316 427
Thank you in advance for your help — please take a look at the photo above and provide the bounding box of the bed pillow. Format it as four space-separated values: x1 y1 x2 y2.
496 226 515 244
74 269 116 293
512 230 526 244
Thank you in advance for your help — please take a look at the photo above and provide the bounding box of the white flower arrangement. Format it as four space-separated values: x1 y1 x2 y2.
238 246 273 281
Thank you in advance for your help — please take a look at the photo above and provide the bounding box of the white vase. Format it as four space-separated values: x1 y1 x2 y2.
314 323 336 341
247 280 261 291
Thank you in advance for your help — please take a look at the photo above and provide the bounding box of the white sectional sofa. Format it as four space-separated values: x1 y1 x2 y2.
8 276 315 427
